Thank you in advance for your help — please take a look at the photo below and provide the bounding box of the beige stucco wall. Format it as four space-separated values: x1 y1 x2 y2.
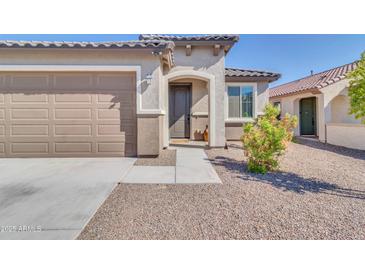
163 46 226 147
330 95 360 124
225 122 244 140
326 85 361 124
326 123 365 150
137 115 164 156
256 82 270 116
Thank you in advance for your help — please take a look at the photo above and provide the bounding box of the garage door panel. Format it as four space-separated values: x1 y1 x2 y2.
54 142 92 153
97 94 117 103
97 142 125 153
8 103 50 108
95 135 126 142
54 93 92 103
11 142 49 153
97 108 121 120
10 75 49 90
54 109 92 120
9 136 51 142
96 73 135 90
53 136 95 142
98 109 135 120
54 74 93 90
53 104 93 109
9 120 51 126
97 124 136 139
97 124 126 136
54 125 92 136
0 71 136 157
11 93 48 103
11 125 49 136
97 93 134 105
11 108 49 119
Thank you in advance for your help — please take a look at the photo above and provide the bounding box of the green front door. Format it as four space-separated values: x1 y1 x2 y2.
300 97 316 135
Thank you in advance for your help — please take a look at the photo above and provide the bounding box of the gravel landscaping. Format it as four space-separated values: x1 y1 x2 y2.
78 139 365 240
134 149 176 166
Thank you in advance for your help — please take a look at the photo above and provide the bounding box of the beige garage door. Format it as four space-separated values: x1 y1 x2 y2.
0 72 136 157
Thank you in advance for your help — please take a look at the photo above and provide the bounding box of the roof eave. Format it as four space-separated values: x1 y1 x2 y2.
269 87 321 99
225 76 280 83
0 40 175 51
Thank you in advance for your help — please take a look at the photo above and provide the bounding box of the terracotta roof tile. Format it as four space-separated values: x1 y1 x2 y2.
225 68 280 79
139 34 239 42
0 40 174 49
269 61 358 98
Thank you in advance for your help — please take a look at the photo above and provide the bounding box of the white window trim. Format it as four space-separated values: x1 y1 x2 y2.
225 82 257 123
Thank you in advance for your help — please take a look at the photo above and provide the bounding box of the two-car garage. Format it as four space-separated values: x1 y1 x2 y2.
0 71 137 157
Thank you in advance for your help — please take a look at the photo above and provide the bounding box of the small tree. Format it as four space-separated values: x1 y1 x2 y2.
347 52 365 123
241 104 298 174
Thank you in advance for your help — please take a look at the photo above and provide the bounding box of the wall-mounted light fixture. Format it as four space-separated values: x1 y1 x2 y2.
152 51 162 56
146 74 153 85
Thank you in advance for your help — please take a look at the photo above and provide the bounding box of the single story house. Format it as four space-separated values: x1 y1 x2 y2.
0 35 280 158
269 61 365 150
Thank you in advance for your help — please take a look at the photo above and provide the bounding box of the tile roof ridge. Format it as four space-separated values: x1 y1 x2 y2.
271 60 358 90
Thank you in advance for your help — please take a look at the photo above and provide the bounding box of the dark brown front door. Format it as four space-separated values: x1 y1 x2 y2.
169 85 191 138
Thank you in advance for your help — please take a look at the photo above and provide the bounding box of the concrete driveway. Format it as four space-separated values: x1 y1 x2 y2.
0 157 135 240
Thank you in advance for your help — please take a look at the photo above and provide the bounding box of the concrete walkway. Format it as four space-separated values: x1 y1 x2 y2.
121 147 221 184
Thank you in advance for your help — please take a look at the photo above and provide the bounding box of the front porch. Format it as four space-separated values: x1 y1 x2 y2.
170 138 208 148
163 70 220 149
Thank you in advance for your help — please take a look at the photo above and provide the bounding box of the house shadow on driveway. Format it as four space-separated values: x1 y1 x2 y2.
209 156 365 200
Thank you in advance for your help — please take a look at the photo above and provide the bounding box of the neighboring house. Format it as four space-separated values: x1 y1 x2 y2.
269 61 365 150
0 35 279 158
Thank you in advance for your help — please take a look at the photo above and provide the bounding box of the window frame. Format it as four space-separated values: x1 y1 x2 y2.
273 101 282 120
225 82 257 122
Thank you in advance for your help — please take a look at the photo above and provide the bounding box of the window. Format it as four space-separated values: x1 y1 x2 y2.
273 101 281 120
228 85 254 118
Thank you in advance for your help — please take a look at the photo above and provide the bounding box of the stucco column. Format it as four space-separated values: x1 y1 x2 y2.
289 98 300 136
213 70 226 147
317 94 326 142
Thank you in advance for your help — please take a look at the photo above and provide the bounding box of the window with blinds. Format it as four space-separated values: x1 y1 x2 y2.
228 85 253 118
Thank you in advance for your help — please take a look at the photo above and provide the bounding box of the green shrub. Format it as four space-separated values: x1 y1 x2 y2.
347 52 365 123
241 104 298 174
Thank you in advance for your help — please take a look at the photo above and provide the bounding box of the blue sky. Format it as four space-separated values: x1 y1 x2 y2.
0 34 364 86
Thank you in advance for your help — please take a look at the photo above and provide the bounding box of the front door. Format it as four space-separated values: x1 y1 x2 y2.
169 85 191 138
300 97 316 135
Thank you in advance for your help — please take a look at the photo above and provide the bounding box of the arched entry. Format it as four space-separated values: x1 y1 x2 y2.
163 70 215 147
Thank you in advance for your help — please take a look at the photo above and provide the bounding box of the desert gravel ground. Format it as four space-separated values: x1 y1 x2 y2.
134 149 176 166
78 139 365 240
